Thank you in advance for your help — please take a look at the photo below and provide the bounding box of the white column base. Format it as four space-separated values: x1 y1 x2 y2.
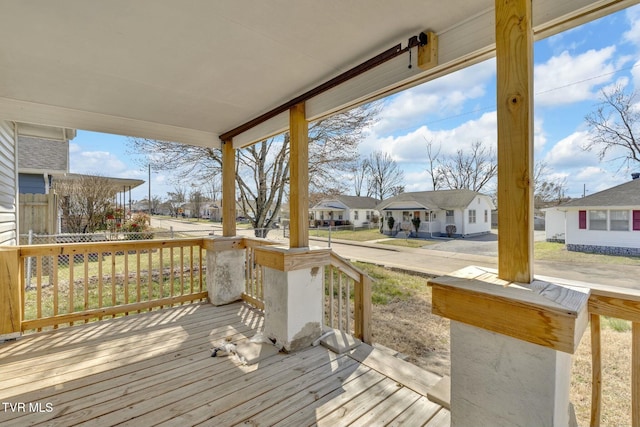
206 248 245 306
263 265 323 352
450 321 575 427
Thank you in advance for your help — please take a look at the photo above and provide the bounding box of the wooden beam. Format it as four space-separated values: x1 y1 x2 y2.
429 266 590 354
222 138 236 237
495 0 534 283
289 102 309 248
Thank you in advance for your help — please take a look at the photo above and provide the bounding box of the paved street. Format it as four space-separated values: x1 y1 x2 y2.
150 217 640 290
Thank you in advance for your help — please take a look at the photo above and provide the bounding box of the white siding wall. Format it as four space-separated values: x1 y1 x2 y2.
544 208 566 241
0 120 17 245
462 197 493 235
566 209 640 249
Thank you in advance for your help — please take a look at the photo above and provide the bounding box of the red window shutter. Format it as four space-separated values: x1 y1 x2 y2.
633 210 640 231
579 210 587 229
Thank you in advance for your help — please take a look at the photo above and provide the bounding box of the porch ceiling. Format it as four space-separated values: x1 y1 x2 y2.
0 1 633 148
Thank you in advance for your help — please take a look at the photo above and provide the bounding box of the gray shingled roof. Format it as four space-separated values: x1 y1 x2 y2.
376 189 491 211
557 177 640 208
335 195 379 209
18 136 69 172
311 196 379 210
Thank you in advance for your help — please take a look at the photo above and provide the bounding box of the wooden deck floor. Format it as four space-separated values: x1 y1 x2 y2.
0 302 449 426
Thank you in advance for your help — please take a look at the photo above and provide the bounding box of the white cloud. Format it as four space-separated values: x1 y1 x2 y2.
534 47 619 106
361 111 498 165
70 150 129 176
543 131 597 169
623 4 640 47
374 59 495 136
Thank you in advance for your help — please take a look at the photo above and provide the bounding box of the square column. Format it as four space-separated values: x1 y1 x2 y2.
430 266 589 427
205 237 246 306
255 245 330 352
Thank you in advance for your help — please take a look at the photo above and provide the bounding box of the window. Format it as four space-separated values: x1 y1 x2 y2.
634 210 640 231
610 210 629 231
366 211 371 220
578 210 586 229
402 211 410 221
589 210 607 230
468 209 476 224
446 210 454 223
354 210 359 220
386 211 392 217
484 210 488 223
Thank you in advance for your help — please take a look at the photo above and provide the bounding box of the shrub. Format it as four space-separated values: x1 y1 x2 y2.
122 213 153 239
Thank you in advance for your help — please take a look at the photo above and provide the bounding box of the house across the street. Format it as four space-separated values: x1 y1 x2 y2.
376 189 495 238
544 173 640 256
310 195 379 228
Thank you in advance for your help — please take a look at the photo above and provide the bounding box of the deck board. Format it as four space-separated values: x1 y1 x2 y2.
0 302 448 427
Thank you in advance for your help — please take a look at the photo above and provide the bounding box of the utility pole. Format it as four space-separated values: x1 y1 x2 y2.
148 164 152 220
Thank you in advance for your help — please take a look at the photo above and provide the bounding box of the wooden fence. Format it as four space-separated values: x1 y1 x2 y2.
19 193 57 235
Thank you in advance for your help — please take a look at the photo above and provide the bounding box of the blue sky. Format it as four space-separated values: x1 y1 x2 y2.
70 4 640 201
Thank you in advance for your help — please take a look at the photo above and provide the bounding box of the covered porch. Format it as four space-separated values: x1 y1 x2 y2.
2 1 640 426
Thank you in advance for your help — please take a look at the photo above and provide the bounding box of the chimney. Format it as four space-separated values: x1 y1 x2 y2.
632 173 640 180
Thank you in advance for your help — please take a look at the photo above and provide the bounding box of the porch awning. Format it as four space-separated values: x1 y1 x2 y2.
0 1 632 149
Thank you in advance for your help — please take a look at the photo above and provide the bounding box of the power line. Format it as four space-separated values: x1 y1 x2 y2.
406 61 640 130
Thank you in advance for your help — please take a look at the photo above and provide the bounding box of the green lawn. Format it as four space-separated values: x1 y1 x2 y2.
310 228 383 241
534 241 640 265
378 238 438 249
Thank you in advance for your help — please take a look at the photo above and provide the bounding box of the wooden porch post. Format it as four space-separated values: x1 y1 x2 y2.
495 0 534 283
289 102 309 248
0 247 22 339
222 138 237 237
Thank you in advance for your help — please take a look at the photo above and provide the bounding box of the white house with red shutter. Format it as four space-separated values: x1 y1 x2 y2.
544 174 640 256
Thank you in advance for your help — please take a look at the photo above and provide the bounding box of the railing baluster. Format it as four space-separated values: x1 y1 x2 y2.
83 252 89 321
189 245 194 295
158 247 163 306
53 255 58 328
329 266 334 329
98 251 104 316
180 247 185 298
633 321 640 427
36 255 42 330
338 273 343 331
69 255 74 325
346 276 350 335
148 249 153 311
136 250 141 312
590 314 602 427
123 251 129 313
111 252 116 317
170 247 174 298
198 245 203 293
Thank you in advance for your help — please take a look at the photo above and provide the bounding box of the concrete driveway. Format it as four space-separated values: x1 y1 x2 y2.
423 230 546 258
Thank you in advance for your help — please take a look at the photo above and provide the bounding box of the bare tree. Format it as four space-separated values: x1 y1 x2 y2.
129 103 379 229
438 141 497 192
367 151 405 200
424 138 443 190
584 84 640 171
54 175 117 233
189 189 204 218
351 158 372 197
533 161 567 208
236 137 289 231
167 186 187 216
